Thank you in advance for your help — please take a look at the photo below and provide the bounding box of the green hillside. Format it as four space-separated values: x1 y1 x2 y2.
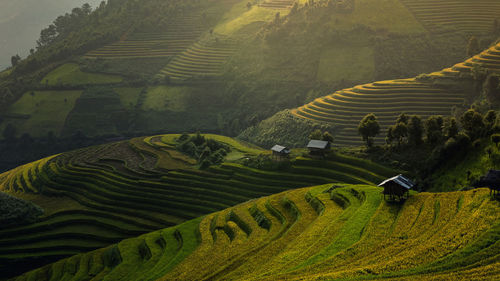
0 134 395 278
1 0 484 144
11 185 500 280
243 40 500 147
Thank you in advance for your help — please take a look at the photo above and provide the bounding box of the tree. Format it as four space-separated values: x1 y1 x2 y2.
396 113 409 125
392 122 408 146
443 117 459 139
424 116 444 145
386 126 394 146
492 134 500 147
309 129 323 140
484 110 497 136
37 24 57 48
10 55 21 67
466 36 479 57
358 113 380 148
461 109 485 140
407 115 424 146
322 132 334 143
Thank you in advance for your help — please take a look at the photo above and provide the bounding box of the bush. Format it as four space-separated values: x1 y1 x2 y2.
0 192 44 227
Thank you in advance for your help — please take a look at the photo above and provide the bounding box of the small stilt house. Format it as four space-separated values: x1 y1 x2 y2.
307 140 331 157
474 170 500 196
271 145 290 160
379 174 415 201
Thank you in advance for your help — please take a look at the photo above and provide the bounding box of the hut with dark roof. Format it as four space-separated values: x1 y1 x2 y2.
271 145 290 160
307 140 331 157
474 170 500 196
378 174 415 201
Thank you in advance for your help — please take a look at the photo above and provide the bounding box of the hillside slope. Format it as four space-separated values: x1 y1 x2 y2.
242 41 500 147
12 185 500 280
0 134 394 278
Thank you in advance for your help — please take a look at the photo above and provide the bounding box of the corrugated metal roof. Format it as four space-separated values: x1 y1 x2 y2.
378 174 415 190
271 145 290 153
307 140 329 149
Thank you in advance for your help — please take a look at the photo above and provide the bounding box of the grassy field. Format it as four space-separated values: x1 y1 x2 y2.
41 63 123 86
0 90 82 137
213 2 282 36
334 0 425 33
114 87 143 110
141 86 191 112
317 46 374 82
13 184 500 280
0 134 394 278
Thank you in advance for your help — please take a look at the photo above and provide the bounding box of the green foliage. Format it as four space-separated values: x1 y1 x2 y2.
443 117 459 139
239 110 335 148
461 109 485 140
491 134 500 147
358 113 380 148
408 115 424 146
425 115 444 145
0 191 43 227
176 133 231 168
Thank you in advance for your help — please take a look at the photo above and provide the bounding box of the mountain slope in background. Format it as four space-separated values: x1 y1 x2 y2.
0 0 101 70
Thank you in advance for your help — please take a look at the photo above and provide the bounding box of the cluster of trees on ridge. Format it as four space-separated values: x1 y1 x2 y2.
358 109 500 149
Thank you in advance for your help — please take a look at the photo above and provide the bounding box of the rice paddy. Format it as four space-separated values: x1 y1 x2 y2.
12 185 500 280
0 134 394 278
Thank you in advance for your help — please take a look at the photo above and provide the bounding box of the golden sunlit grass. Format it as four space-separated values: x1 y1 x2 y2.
14 185 499 280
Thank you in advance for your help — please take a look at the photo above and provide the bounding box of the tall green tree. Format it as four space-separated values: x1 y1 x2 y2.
392 122 408 146
407 115 424 146
358 113 380 148
461 109 485 140
443 117 459 139
484 110 497 136
425 116 444 145
10 55 21 67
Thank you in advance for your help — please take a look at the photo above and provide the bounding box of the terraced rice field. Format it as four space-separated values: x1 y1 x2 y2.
400 0 500 34
259 0 295 9
0 134 394 278
292 79 464 146
14 185 500 280
159 39 237 80
292 42 500 146
84 16 205 59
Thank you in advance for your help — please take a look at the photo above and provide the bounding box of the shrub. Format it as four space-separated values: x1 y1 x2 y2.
0 191 44 227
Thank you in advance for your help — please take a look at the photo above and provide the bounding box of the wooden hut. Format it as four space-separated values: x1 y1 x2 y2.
378 174 414 201
474 170 500 196
271 145 290 160
307 140 331 157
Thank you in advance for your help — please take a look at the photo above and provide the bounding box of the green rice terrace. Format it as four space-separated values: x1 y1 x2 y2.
0 134 395 278
400 0 500 34
159 38 237 81
259 0 295 9
290 41 500 146
11 184 500 280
